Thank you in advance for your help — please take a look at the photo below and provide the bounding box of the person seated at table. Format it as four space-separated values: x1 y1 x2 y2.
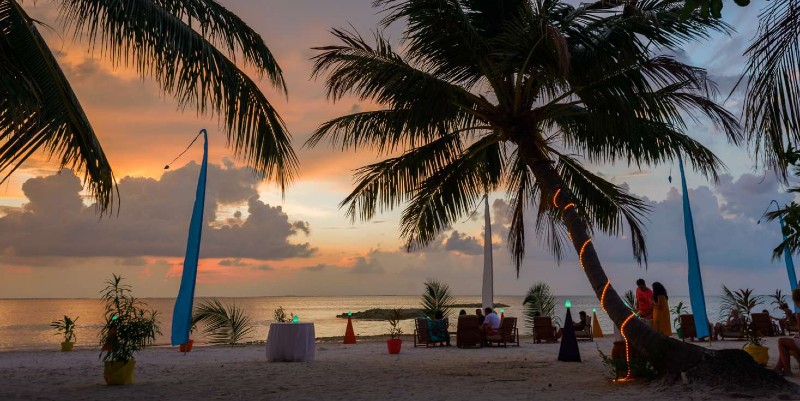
480 307 501 337
556 311 587 338
475 308 485 325
427 310 451 346
779 303 797 334
459 309 467 316
713 309 743 340
775 289 800 376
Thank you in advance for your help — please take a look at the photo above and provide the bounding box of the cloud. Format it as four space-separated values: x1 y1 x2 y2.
443 231 483 255
0 165 315 260
302 264 329 272
349 254 384 274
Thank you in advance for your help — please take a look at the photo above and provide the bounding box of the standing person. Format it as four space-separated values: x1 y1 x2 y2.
635 279 654 320
652 282 672 336
774 289 800 376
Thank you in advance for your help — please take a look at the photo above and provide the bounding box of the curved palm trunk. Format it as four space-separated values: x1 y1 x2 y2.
516 139 712 374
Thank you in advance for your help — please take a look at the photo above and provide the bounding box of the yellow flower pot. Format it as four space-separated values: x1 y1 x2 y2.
104 359 136 385
60 342 74 352
743 344 769 366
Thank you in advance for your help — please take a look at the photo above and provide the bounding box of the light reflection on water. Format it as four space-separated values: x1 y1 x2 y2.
0 295 728 350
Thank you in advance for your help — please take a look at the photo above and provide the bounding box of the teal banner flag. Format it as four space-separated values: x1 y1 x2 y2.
779 216 799 312
171 129 208 346
678 155 709 338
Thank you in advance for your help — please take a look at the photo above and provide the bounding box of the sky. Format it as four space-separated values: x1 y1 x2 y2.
1 0 795 299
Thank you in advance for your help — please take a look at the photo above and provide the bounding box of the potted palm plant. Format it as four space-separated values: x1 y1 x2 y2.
670 302 689 339
99 274 160 385
51 315 78 351
721 286 768 365
387 308 403 354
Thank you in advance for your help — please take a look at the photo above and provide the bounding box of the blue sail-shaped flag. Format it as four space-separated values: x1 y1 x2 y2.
779 216 799 312
171 129 208 346
678 155 710 339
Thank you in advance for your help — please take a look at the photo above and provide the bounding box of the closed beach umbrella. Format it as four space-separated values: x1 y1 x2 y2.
482 196 494 311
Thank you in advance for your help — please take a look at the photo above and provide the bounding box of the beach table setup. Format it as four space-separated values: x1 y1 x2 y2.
266 322 316 362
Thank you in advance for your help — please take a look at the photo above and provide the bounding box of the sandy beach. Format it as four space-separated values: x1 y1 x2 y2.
1 335 798 401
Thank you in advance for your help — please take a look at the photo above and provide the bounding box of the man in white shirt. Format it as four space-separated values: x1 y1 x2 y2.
481 307 501 336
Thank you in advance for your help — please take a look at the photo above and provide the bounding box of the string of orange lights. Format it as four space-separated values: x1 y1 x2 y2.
553 187 634 381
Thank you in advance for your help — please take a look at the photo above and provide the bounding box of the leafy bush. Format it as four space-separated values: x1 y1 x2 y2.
387 309 403 338
99 275 160 362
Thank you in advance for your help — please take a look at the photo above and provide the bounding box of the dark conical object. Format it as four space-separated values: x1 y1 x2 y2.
558 308 581 362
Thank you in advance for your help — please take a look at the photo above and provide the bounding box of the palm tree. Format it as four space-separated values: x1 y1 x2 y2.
193 298 254 345
309 0 744 373
421 279 455 319
0 0 297 212
522 282 560 329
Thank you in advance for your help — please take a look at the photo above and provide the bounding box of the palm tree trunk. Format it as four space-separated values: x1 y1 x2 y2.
514 138 722 375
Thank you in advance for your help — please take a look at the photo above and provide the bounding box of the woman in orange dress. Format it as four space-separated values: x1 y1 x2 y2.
652 282 672 336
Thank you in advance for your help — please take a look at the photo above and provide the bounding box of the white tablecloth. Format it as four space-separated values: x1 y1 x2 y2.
266 323 316 362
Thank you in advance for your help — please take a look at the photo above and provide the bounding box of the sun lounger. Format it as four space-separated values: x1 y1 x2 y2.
456 315 482 348
532 316 558 343
750 312 777 337
486 317 519 347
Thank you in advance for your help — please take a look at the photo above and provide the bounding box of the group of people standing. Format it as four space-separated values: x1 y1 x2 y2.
634 279 672 336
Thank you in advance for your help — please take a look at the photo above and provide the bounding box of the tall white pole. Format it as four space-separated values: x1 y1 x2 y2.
482 195 494 311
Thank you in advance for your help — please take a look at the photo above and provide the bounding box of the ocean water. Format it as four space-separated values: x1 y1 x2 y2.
0 295 735 351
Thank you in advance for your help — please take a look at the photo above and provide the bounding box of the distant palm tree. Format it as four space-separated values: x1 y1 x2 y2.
421 280 455 319
309 0 742 372
0 0 297 212
193 298 254 345
522 282 559 329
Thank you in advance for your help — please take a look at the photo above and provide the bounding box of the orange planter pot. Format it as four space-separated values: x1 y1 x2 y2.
179 339 194 352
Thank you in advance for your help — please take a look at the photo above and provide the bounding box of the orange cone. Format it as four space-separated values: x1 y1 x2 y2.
592 309 604 338
344 316 356 344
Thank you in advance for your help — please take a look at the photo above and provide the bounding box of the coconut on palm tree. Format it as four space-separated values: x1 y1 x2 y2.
0 0 297 212
308 0 756 375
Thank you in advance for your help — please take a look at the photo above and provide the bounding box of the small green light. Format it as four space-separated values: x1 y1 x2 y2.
292 315 299 323
565 299 572 309
111 314 118 321
348 311 352 317
592 308 597 313
500 308 505 314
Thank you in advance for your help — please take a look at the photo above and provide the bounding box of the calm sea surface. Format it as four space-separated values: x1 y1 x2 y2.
0 295 735 350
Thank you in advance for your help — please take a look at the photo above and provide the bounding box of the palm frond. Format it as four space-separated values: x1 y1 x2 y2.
193 299 254 345
57 0 297 189
741 0 800 177
0 0 115 211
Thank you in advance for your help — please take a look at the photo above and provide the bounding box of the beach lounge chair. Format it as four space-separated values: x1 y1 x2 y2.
750 313 776 337
414 317 450 347
532 316 558 343
575 315 593 342
680 314 697 341
456 315 482 348
486 317 520 347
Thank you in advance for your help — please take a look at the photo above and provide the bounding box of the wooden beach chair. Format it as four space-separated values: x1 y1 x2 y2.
456 315 482 348
414 317 450 347
575 315 593 342
750 313 776 337
680 314 697 341
486 317 520 347
532 316 558 343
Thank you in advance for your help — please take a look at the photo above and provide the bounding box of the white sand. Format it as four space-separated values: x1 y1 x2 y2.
0 336 797 400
